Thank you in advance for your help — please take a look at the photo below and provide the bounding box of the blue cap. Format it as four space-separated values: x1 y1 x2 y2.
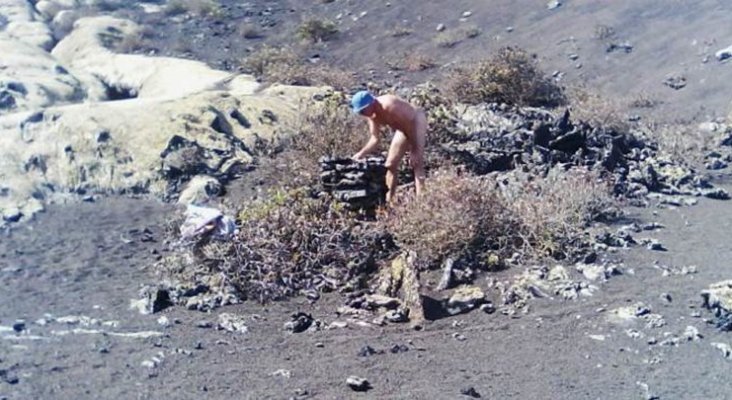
351 91 375 113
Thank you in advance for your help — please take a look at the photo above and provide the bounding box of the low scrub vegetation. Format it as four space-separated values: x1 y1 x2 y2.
444 47 566 107
241 46 355 90
297 18 339 42
165 0 224 19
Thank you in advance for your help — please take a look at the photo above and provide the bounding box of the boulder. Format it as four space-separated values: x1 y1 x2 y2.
702 280 732 317
0 32 89 114
446 285 486 315
35 1 64 20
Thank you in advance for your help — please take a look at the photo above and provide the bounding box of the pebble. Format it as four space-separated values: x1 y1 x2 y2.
12 320 25 332
461 386 481 398
315 342 324 348
462 11 472 18
358 345 382 357
683 326 702 341
452 333 467 341
157 316 170 327
196 321 213 328
436 23 446 32
271 369 291 379
547 0 562 9
346 375 371 392
390 344 409 354
660 293 672 303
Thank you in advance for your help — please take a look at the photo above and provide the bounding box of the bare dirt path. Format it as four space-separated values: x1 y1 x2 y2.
2 182 732 399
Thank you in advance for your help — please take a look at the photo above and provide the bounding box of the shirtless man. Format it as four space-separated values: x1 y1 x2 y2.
350 91 427 203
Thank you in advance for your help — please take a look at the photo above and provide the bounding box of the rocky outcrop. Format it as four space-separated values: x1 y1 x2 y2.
443 104 728 203
0 15 327 226
702 280 732 331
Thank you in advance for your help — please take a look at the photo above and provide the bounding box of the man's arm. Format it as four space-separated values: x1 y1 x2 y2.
353 119 381 160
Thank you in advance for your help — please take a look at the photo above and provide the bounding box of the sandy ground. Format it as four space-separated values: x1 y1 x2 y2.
2 182 732 399
3 1 732 399
116 0 732 123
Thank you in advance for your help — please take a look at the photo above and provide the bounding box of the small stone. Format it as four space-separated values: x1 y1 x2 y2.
217 313 248 334
436 23 446 32
157 316 170 327
461 11 472 18
446 286 486 315
12 320 25 332
315 342 324 348
715 45 732 61
384 308 409 323
2 208 22 223
357 345 382 357
271 369 291 379
480 303 496 314
346 376 371 392
660 293 672 303
547 0 562 9
196 321 213 328
683 326 702 341
506 26 514 32
461 386 481 398
647 337 658 345
284 312 314 333
711 342 732 358
389 344 409 354
452 333 467 341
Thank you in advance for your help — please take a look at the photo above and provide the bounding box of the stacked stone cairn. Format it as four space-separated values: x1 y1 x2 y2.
320 156 388 211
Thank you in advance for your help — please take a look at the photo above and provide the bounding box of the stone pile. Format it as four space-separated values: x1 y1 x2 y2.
319 156 387 211
444 104 729 203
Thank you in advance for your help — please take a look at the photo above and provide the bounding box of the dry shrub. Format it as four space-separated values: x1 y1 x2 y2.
445 47 566 107
380 169 518 267
434 26 481 48
297 18 338 42
403 52 436 72
434 30 464 48
165 0 224 19
381 167 616 267
594 24 616 41
643 123 713 164
238 23 263 39
209 189 393 301
502 168 616 259
388 26 413 37
567 86 629 133
242 46 355 90
289 93 367 165
255 93 369 188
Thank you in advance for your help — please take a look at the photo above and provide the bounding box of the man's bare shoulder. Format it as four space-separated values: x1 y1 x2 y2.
377 94 412 109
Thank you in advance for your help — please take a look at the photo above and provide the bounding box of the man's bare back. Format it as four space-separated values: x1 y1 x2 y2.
350 91 428 203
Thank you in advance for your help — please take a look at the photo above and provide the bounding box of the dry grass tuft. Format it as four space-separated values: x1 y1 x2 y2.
567 86 629 133
297 18 339 42
444 47 565 107
165 0 224 19
501 168 617 259
238 23 263 39
379 169 518 268
241 46 355 91
387 26 413 37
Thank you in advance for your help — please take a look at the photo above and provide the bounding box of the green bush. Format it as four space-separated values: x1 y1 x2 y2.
445 47 566 107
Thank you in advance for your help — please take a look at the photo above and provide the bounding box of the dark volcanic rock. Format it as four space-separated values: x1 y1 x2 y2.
320 156 387 211
445 104 726 202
